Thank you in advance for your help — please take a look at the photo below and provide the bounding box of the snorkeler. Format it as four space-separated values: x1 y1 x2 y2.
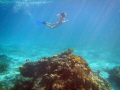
42 13 68 29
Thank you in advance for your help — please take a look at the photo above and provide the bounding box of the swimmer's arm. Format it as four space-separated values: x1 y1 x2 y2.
56 17 61 22
56 17 60 22
62 18 68 23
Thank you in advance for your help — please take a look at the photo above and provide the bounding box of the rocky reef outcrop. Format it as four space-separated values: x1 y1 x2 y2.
107 66 120 88
11 49 111 90
0 54 11 73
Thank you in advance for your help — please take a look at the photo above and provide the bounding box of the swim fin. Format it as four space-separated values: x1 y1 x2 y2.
37 21 46 25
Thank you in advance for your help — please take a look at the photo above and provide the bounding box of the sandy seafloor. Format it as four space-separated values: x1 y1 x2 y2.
0 0 120 90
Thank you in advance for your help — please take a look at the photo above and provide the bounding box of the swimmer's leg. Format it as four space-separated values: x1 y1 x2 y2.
50 23 60 29
44 22 59 29
45 22 56 28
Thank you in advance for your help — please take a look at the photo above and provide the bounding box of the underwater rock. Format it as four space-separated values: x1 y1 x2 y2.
0 54 10 62
0 63 8 73
11 49 111 90
0 54 11 73
107 66 120 88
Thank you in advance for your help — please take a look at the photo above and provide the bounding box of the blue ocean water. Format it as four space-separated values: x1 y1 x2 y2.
0 0 120 89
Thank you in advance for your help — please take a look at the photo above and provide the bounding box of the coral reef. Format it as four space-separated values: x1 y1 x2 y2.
0 54 11 73
0 63 8 73
107 66 120 88
11 49 111 90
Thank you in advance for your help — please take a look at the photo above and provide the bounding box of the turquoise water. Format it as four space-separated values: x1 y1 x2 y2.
0 0 120 89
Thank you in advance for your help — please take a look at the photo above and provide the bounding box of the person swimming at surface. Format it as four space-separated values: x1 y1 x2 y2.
43 13 68 29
